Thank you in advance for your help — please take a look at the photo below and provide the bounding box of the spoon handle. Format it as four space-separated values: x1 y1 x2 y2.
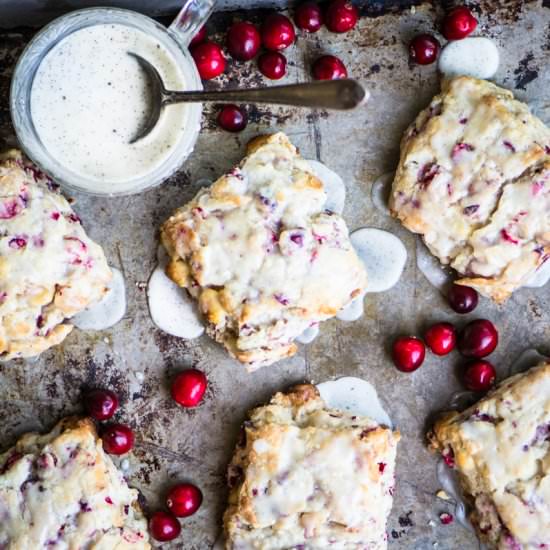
162 79 368 110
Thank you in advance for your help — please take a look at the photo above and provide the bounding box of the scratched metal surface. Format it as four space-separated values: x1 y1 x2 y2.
0 2 549 549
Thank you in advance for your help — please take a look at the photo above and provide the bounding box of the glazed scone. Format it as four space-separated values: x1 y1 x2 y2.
0 417 150 549
429 361 550 549
161 133 367 370
0 150 112 360
223 384 400 549
390 76 550 303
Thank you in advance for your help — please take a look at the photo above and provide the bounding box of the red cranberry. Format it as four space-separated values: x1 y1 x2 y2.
392 336 426 372
463 360 496 392
217 105 247 132
442 6 478 40
166 483 203 517
424 323 456 356
448 284 478 314
312 55 348 80
191 41 226 80
190 26 207 47
294 2 323 32
261 14 296 51
409 34 440 65
101 424 134 455
171 369 207 408
149 511 181 542
458 319 498 358
258 51 287 79
325 0 359 33
84 389 119 421
226 21 261 61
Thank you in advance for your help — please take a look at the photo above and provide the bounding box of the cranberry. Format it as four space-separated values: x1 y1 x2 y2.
84 389 119 421
448 284 478 314
261 14 296 51
101 424 134 455
190 26 207 47
458 319 498 358
294 2 323 32
171 369 207 408
424 323 456 356
463 360 496 392
149 511 181 542
258 51 287 79
392 336 426 372
191 41 226 80
166 483 203 517
312 55 348 80
226 22 261 61
442 6 478 40
325 0 359 33
439 512 454 525
409 34 440 65
217 105 247 132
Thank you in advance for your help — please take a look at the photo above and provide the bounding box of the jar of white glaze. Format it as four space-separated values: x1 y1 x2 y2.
10 1 214 196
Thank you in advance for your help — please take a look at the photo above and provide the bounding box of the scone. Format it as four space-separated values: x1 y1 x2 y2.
0 417 150 549
429 361 550 549
161 133 367 370
0 150 112 360
390 76 550 303
223 384 400 549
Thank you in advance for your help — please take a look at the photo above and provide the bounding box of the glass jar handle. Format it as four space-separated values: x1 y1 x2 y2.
169 0 216 48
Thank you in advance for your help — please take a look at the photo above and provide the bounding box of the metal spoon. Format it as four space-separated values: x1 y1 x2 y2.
128 52 368 143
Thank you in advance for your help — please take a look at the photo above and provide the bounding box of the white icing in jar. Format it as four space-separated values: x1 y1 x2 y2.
31 24 187 187
11 7 205 196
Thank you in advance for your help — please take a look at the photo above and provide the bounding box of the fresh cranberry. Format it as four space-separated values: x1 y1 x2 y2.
442 6 478 40
448 284 478 314
424 323 456 356
409 34 440 65
392 336 426 372
258 51 287 79
217 105 247 132
171 369 207 408
101 424 134 455
325 0 359 33
166 483 203 517
190 26 207 47
149 511 181 542
84 389 119 421
191 41 226 80
463 360 496 392
294 2 323 32
440 512 454 525
458 319 498 358
226 21 261 61
261 14 296 51
312 55 348 80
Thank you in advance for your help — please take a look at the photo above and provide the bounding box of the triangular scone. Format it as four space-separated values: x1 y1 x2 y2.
0 417 150 548
390 77 550 303
224 384 400 549
430 362 550 549
161 133 367 370
0 151 112 360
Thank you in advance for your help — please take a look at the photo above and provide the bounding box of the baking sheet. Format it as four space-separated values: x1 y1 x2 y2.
0 2 549 548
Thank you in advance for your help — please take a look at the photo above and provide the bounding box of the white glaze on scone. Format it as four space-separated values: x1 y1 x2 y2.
224 384 400 549
390 77 550 303
161 133 367 370
0 151 112 359
430 362 550 549
0 417 150 549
